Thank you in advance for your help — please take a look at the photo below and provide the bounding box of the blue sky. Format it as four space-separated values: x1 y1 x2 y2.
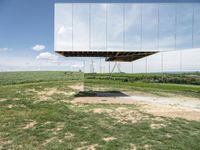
0 0 200 72
0 0 54 57
0 0 69 71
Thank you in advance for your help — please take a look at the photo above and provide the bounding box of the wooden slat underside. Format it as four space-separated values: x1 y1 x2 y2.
55 51 158 62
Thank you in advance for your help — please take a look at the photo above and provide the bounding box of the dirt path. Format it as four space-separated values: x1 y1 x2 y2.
72 91 200 121
123 95 200 112
69 83 84 91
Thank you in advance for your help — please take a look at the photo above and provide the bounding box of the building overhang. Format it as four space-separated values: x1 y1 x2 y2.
56 51 158 62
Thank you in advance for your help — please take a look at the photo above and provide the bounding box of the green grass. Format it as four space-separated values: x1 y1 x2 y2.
0 71 83 85
0 71 200 149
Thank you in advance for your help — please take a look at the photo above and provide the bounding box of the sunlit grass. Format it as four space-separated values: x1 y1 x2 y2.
0 71 200 149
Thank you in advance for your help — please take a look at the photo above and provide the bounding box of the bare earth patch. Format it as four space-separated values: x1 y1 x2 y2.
144 144 152 150
35 88 75 102
0 98 7 102
6 104 26 109
42 137 57 146
25 88 36 92
150 123 166 129
69 83 84 91
42 132 72 146
0 138 12 145
73 91 200 121
93 108 112 114
143 104 200 121
102 136 116 142
55 122 65 131
165 133 172 138
12 98 20 101
23 121 37 129
76 144 100 150
0 138 12 149
44 121 52 125
64 132 74 139
47 122 65 135
129 143 137 150
93 107 147 124
79 141 88 145
7 105 14 108
73 97 138 105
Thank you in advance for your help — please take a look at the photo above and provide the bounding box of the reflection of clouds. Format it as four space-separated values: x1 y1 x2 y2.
55 4 72 51
0 55 86 72
1 48 200 72
55 3 199 51
71 64 83 68
58 26 66 34
58 26 72 34
100 3 109 10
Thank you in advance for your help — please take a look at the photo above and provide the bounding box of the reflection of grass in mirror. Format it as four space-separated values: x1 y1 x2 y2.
0 71 200 149
85 72 200 85
84 73 200 98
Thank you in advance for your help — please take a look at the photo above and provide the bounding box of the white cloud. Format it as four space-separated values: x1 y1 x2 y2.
32 44 46 51
0 48 12 52
36 52 58 61
0 54 87 72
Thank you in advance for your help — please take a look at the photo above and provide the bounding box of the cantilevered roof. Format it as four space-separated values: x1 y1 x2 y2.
56 51 158 62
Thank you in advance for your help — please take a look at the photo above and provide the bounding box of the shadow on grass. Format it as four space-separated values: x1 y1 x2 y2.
75 90 129 97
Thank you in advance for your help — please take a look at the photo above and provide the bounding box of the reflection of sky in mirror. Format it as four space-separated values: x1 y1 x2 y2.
53 3 200 73
55 3 200 52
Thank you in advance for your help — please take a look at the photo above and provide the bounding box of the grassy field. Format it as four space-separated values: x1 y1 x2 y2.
0 71 83 85
0 71 200 149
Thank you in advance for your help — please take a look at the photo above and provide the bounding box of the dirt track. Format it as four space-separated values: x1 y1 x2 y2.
72 91 200 121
